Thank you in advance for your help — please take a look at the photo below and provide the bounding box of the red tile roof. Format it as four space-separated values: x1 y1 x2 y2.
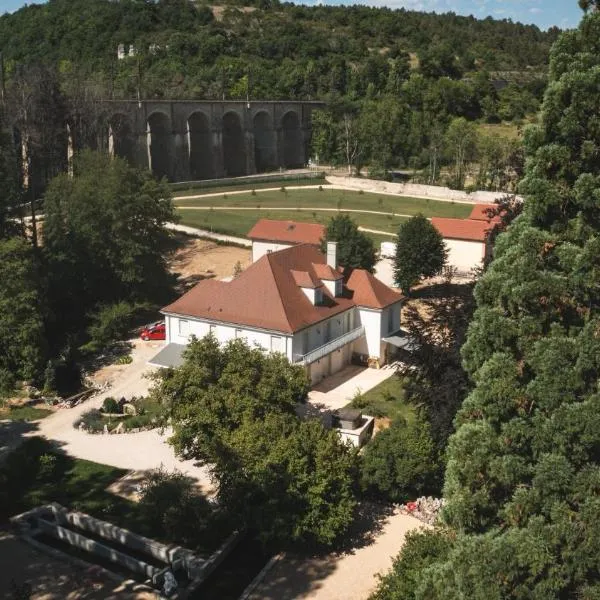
431 217 491 242
312 262 343 281
247 219 325 246
162 244 403 334
468 204 502 224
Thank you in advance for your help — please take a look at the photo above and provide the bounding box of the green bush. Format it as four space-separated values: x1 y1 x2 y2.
101 397 120 414
115 354 133 365
318 185 323 191
138 468 213 546
360 413 440 502
0 368 15 395
75 408 104 432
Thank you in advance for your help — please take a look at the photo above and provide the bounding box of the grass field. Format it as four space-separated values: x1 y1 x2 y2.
174 188 473 219
177 208 406 238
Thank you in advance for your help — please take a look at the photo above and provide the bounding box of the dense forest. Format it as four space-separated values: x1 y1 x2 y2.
0 0 558 101
0 0 560 186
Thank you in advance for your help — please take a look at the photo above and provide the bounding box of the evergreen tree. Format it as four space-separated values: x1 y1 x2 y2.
321 214 377 272
373 6 600 598
394 214 447 293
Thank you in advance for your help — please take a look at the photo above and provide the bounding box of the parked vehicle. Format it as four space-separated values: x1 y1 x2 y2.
140 321 166 341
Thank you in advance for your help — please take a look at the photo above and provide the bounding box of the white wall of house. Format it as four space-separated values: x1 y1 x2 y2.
165 314 293 361
444 238 486 273
354 308 382 359
291 308 355 359
251 240 294 262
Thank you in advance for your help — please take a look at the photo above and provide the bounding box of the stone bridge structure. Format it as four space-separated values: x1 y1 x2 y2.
101 100 325 182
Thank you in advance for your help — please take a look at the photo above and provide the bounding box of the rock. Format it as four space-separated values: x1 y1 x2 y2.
400 496 445 525
114 422 125 434
122 402 137 416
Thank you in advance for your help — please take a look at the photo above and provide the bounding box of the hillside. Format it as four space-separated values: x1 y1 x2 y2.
0 0 558 101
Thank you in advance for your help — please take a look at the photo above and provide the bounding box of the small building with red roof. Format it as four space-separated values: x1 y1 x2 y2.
153 242 405 384
431 217 493 273
247 218 326 262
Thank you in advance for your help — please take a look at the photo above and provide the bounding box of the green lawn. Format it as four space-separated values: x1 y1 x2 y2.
0 405 52 422
346 375 414 422
178 208 406 239
174 187 473 219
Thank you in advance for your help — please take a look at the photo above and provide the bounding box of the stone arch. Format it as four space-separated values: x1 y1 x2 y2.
222 111 246 177
147 111 173 181
108 113 135 163
253 111 276 173
281 111 304 169
187 111 214 180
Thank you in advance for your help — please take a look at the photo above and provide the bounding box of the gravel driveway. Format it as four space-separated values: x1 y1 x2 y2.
34 339 216 496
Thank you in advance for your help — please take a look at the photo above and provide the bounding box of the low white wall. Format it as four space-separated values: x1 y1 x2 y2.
326 175 516 205
444 238 486 273
252 240 294 262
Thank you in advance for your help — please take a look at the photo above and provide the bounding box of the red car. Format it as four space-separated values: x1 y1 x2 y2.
140 321 166 341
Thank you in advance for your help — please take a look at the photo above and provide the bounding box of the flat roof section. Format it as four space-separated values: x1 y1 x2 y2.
148 343 186 369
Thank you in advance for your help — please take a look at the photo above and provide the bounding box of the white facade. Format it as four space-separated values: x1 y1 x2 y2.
252 240 294 262
444 238 487 273
165 298 403 385
166 314 294 361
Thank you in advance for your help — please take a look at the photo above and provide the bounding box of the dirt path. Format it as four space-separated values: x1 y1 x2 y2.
249 509 430 600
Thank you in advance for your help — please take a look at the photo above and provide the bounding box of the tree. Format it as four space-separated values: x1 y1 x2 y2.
444 117 477 189
154 335 309 463
42 150 176 346
361 413 439 502
0 116 22 239
374 7 600 598
321 214 377 272
0 236 46 387
394 214 447 292
397 275 475 448
153 335 358 546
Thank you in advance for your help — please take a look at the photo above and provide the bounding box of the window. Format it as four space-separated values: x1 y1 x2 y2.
267 249 273 254
271 335 284 353
315 289 323 305
178 319 189 336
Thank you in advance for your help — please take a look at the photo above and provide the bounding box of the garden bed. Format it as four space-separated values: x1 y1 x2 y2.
74 396 163 434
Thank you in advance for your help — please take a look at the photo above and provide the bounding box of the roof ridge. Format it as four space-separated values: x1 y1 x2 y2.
265 251 297 331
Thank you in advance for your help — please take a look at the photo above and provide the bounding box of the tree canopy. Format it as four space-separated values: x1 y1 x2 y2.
394 214 447 292
321 214 377 272
153 335 358 546
373 6 600 597
43 150 176 349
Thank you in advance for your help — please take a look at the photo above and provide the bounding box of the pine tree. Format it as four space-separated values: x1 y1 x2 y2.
374 6 600 598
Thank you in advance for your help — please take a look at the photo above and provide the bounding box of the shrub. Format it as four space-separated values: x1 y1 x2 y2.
251 189 256 196
75 409 104 432
318 185 323 191
115 354 133 365
360 413 440 502
0 368 15 395
138 468 212 546
280 186 286 192
358 189 364 195
101 397 120 414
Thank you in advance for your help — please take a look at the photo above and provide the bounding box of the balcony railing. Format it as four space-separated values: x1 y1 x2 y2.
293 325 365 365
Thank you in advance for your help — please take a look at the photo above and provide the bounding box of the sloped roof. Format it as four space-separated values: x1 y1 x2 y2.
431 217 491 242
345 269 403 309
468 204 502 223
312 262 343 281
247 219 325 245
162 244 403 334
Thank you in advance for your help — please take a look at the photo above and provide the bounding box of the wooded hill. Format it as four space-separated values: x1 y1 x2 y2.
0 0 559 101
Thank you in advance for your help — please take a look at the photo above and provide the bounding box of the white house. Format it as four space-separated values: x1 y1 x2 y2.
247 219 325 262
430 217 492 274
150 242 405 385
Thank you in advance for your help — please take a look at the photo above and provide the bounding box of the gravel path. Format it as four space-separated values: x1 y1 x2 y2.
249 508 430 600
34 340 216 496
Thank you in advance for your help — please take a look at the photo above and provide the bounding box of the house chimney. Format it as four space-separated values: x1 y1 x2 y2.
327 241 337 269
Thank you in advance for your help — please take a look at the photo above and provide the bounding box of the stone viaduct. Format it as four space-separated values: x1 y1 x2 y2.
101 99 325 182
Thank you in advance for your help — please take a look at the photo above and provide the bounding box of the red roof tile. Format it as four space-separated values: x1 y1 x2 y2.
162 244 403 333
345 269 403 309
468 204 502 224
247 219 325 245
291 270 321 289
312 262 343 281
431 217 491 242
